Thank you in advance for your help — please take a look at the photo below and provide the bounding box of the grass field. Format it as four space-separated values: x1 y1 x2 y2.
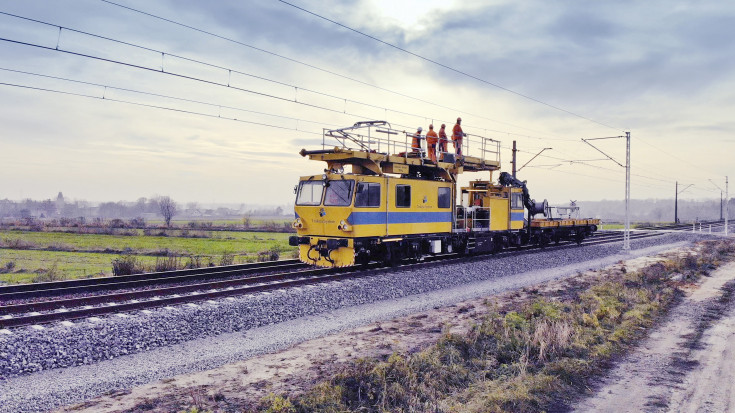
0 230 297 284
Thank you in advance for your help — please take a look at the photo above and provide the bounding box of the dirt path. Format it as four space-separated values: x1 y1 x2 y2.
574 261 735 412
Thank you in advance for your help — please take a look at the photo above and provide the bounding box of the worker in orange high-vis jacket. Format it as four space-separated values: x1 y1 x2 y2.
452 117 465 156
437 124 448 160
411 126 423 155
425 124 438 163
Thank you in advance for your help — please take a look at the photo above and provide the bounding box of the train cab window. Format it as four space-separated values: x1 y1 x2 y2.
438 187 451 208
296 180 324 205
396 185 411 208
511 192 523 209
355 182 381 207
324 180 355 206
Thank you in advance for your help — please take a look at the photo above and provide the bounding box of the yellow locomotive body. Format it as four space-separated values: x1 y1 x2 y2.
293 173 454 267
290 121 600 267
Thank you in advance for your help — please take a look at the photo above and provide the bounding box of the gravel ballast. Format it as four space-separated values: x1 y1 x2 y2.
0 233 711 411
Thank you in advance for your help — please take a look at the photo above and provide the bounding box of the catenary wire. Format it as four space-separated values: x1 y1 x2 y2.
94 2 578 141
0 81 324 136
0 10 577 143
276 0 625 132
0 67 342 129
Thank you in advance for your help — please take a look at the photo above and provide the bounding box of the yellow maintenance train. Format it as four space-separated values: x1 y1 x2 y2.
289 121 600 267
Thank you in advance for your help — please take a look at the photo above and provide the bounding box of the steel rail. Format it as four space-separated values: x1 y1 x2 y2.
0 259 300 295
0 230 670 329
0 261 307 302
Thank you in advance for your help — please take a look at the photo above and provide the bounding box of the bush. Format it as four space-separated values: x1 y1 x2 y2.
156 254 181 272
32 262 65 283
257 246 281 262
0 261 16 274
112 255 144 276
220 253 235 266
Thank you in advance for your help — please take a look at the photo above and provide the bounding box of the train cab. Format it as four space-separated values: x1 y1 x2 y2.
290 173 454 267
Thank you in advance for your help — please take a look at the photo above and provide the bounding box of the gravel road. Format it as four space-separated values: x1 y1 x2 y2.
0 233 707 412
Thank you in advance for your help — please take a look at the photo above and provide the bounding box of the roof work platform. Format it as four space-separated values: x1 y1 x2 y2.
299 121 501 182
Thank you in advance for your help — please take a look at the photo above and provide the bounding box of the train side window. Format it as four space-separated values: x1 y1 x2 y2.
511 192 523 209
324 180 355 206
396 185 411 208
355 182 381 207
295 180 324 205
438 187 451 208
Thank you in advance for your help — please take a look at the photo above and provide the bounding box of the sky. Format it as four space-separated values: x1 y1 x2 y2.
0 0 733 206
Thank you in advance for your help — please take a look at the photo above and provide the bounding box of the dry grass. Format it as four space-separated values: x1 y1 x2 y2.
254 239 735 413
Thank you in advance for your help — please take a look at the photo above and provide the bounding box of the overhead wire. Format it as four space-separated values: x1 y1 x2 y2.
0 80 324 136
94 2 577 141
0 11 577 143
0 67 342 129
275 0 625 132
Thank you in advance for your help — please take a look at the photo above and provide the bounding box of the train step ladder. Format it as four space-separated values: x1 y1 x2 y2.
467 235 477 252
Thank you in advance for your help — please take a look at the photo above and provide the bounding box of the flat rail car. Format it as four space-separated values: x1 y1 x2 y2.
289 121 599 267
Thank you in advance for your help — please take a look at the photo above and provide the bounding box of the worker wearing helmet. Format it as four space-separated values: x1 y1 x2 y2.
411 126 423 155
452 117 465 156
437 124 448 161
425 124 439 163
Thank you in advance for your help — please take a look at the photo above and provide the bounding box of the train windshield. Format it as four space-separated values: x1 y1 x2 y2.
324 179 355 206
295 180 324 205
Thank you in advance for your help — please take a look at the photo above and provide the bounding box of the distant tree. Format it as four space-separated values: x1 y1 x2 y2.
157 196 178 227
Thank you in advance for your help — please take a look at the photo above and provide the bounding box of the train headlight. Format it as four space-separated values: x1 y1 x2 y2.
338 219 351 232
292 218 304 229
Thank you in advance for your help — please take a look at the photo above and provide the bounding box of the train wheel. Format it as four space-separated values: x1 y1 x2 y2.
575 233 585 245
383 245 402 267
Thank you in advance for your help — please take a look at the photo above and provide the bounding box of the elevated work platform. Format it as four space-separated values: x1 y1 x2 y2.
300 121 501 182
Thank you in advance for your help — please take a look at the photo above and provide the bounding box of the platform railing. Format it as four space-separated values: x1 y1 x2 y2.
454 206 491 232
322 121 500 165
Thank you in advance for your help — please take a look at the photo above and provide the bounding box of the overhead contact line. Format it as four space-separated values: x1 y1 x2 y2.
94 2 573 141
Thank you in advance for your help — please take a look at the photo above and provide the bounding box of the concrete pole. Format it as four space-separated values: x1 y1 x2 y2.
726 176 729 236
623 132 631 251
512 140 517 178
675 181 678 224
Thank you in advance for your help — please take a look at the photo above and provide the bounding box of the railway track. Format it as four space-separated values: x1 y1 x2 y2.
0 230 666 329
636 220 726 232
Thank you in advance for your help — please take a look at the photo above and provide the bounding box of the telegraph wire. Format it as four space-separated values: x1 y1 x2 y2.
0 67 341 128
276 0 624 132
0 80 324 136
0 10 576 143
95 2 577 141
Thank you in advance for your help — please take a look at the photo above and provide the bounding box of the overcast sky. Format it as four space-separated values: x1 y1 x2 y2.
0 0 733 206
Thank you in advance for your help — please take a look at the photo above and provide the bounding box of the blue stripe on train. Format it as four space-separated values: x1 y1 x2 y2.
348 211 452 225
511 211 525 221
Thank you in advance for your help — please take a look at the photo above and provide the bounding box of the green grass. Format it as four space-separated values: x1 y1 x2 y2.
0 230 294 256
0 230 297 284
0 249 160 284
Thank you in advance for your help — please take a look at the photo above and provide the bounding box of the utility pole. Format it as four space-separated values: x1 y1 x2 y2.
624 131 630 251
581 133 630 252
675 182 693 224
512 141 517 178
675 181 678 224
709 178 728 234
